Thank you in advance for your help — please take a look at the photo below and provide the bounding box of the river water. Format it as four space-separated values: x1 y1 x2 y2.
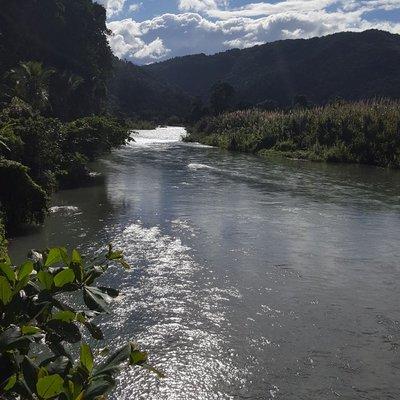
9 127 400 399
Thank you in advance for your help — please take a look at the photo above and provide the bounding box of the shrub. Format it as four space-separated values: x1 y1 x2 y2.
0 115 63 192
189 99 400 168
0 159 48 229
0 246 161 400
62 116 130 161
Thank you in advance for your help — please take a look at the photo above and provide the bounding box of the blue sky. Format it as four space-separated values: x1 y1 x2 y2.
96 0 400 64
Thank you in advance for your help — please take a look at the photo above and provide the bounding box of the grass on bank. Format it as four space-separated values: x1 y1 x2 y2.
186 100 400 168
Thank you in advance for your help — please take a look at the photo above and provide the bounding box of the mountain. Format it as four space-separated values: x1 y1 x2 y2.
107 58 192 122
143 30 400 107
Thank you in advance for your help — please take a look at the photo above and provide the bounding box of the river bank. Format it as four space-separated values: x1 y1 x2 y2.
186 100 400 168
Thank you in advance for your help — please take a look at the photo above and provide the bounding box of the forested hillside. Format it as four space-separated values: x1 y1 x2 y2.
0 0 190 121
144 30 400 108
0 0 112 120
108 58 191 121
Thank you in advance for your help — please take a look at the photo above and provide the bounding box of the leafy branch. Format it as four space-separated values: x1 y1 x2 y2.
0 246 162 400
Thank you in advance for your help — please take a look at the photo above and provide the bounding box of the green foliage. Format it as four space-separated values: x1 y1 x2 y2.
188 99 400 168
1 115 63 191
0 246 161 400
7 62 54 113
0 114 130 230
0 0 113 120
62 116 131 161
0 159 48 229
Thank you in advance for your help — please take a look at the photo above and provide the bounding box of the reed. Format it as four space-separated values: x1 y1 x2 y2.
187 99 400 168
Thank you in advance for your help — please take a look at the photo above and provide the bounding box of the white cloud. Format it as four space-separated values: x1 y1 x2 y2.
106 0 400 64
135 37 170 59
108 19 171 61
128 2 142 13
96 0 126 17
178 0 229 12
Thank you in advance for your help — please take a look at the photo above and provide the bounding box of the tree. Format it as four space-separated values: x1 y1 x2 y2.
209 82 236 115
49 72 84 121
189 97 206 122
8 62 54 113
0 0 113 119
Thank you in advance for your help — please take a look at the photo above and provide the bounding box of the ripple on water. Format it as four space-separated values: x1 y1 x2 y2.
101 221 250 400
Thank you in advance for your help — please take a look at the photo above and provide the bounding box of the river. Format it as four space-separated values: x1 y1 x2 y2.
9 127 400 399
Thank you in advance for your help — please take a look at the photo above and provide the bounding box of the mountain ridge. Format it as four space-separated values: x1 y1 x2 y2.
141 29 400 107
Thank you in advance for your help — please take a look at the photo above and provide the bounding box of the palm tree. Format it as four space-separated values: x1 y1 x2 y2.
9 61 55 112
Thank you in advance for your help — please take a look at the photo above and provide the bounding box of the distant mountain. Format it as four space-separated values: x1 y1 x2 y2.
143 30 400 107
108 58 192 122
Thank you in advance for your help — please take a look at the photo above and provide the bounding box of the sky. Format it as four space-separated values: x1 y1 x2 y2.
96 0 400 64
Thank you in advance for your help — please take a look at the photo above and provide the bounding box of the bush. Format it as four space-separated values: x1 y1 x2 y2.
0 245 162 400
62 116 130 161
188 99 400 168
0 114 131 234
0 159 48 229
57 153 90 189
0 115 63 192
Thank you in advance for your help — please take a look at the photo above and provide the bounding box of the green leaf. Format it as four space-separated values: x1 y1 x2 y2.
45 248 63 267
93 344 131 376
71 249 82 264
52 310 76 322
38 367 49 379
142 364 166 378
22 325 42 335
37 270 54 290
98 286 119 298
18 260 34 281
22 356 39 393
59 247 69 264
0 262 15 283
54 268 75 288
41 357 71 376
84 321 104 340
36 374 64 399
118 259 131 270
0 276 13 305
0 325 30 351
129 350 148 366
14 275 30 292
83 286 112 313
75 391 85 400
80 343 94 373
84 374 115 400
47 320 81 344
4 374 17 391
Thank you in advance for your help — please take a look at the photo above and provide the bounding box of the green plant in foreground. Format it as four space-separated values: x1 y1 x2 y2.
0 246 162 400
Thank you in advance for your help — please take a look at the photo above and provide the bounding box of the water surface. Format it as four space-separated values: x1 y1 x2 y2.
9 127 400 400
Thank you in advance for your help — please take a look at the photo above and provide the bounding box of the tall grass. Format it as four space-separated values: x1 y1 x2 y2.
187 100 400 168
